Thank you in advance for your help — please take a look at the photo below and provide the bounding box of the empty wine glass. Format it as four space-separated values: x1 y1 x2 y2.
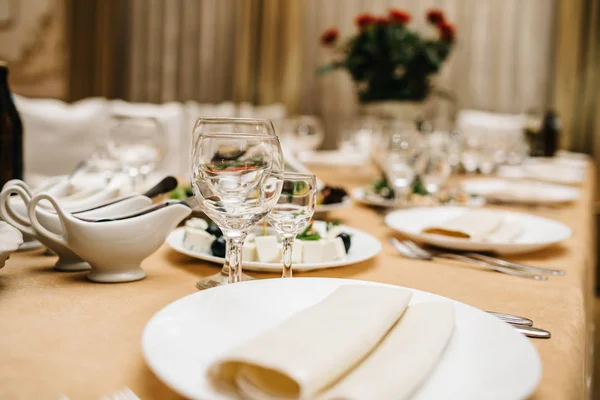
191 118 284 289
385 123 426 205
107 115 166 192
422 132 452 194
266 173 317 278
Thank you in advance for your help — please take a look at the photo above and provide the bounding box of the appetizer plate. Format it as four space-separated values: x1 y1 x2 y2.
497 163 585 185
166 221 381 272
386 206 572 255
461 178 580 205
351 187 486 209
142 277 542 400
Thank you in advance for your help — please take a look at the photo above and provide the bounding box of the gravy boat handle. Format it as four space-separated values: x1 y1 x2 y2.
2 179 33 196
28 193 70 249
0 185 37 237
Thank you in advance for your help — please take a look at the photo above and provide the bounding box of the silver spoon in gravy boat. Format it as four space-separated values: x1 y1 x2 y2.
70 176 179 214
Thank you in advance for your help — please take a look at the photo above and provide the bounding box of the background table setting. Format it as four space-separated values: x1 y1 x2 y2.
0 5 598 399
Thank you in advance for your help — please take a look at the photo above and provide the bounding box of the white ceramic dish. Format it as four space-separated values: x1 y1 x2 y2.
385 206 572 255
351 187 486 209
0 222 23 268
142 277 542 400
166 221 381 272
461 178 580 205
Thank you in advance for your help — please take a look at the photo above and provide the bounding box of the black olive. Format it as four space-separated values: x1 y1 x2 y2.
337 233 351 253
211 236 227 258
206 224 223 238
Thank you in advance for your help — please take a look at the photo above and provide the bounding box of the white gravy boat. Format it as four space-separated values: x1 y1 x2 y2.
28 193 191 283
0 185 152 272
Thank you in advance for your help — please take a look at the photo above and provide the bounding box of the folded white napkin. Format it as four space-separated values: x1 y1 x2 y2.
320 302 455 400
422 210 523 242
208 285 412 399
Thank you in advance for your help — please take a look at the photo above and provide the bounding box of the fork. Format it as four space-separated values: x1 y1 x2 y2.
403 239 561 277
389 238 546 280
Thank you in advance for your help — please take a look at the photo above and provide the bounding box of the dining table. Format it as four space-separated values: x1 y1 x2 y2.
0 162 596 400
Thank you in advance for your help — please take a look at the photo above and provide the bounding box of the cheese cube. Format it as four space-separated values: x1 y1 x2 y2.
242 242 257 262
185 218 209 230
302 240 323 264
255 236 281 263
333 237 347 259
292 240 303 263
183 227 215 253
327 226 344 240
321 239 339 262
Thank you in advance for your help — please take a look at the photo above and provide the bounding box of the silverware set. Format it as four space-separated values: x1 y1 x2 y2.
388 237 552 338
389 237 565 280
487 311 551 339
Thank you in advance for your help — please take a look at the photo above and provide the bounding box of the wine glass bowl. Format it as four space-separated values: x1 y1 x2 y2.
266 173 317 278
107 115 166 191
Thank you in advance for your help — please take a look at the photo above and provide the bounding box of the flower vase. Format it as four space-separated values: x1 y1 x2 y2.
361 100 425 125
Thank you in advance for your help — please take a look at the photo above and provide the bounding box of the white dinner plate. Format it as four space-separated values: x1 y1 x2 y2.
142 277 542 400
497 163 585 185
461 178 580 205
166 221 381 272
385 206 572 255
351 187 486 209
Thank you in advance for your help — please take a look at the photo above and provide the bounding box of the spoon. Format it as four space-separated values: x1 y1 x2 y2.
72 176 179 214
78 196 198 223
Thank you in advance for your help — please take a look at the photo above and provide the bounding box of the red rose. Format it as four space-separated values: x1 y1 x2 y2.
376 16 389 25
426 9 445 25
320 28 339 46
389 9 411 24
439 21 456 43
355 13 376 29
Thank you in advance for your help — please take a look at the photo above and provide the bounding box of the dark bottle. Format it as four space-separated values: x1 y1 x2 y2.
540 110 560 157
0 61 23 187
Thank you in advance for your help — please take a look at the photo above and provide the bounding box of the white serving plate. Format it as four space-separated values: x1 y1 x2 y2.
142 277 542 400
461 178 580 205
497 163 585 185
385 206 572 255
166 221 381 272
351 187 486 209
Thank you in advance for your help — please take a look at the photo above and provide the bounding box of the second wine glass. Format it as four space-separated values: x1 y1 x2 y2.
266 173 317 278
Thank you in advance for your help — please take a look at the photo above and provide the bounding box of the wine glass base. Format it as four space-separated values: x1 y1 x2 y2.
195 270 255 291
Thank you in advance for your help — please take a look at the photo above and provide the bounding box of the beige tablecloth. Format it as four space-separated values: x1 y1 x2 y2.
0 165 596 400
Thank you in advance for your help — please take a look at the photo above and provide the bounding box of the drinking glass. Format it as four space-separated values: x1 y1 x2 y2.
266 173 317 278
191 118 284 290
338 116 383 157
422 132 452 194
385 123 426 205
107 115 166 192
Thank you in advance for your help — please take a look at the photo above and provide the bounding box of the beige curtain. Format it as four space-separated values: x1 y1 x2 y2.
127 0 240 103
553 0 600 162
234 0 304 113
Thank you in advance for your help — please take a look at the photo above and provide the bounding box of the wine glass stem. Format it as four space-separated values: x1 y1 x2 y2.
281 236 294 278
226 235 245 284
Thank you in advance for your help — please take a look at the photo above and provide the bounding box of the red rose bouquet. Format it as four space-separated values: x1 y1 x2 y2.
319 9 456 103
